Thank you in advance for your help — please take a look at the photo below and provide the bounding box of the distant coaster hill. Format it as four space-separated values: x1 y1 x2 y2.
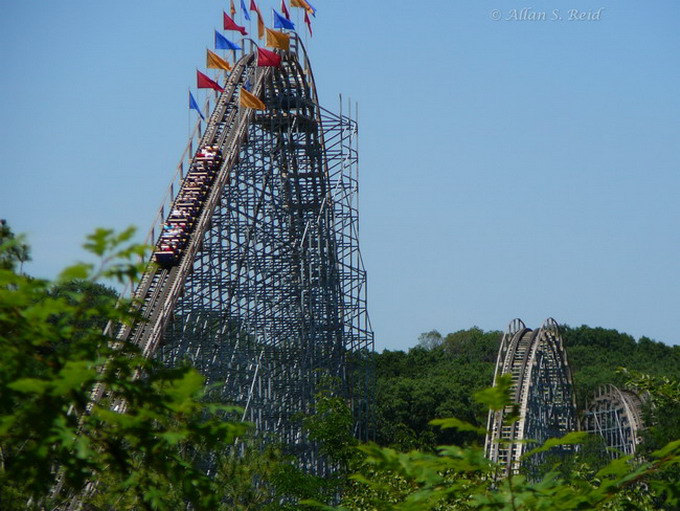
485 318 646 477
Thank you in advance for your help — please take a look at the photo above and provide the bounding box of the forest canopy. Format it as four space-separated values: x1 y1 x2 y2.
373 324 680 452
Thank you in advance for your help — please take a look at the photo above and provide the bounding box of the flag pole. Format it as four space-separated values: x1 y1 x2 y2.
248 3 253 41
303 12 307 48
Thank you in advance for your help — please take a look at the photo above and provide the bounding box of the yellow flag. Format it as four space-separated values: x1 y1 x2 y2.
207 50 232 71
290 0 314 15
257 11 265 39
265 28 290 51
240 88 266 110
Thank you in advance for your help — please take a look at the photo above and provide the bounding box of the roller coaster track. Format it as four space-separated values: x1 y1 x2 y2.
104 35 373 473
115 51 267 359
485 318 577 477
582 384 645 458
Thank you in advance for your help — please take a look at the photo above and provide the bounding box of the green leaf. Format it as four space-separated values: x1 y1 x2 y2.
83 228 114 256
474 374 513 411
8 377 50 394
51 360 98 396
159 431 189 445
58 262 93 282
429 417 486 435
522 431 590 459
652 438 680 459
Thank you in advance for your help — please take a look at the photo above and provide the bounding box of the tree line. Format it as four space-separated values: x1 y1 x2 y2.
372 324 680 454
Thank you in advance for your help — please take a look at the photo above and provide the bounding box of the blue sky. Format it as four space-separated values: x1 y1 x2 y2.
2 1 679 351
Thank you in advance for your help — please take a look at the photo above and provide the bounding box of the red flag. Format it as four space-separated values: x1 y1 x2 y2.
197 70 224 92
224 12 248 35
249 0 261 15
304 10 312 37
257 47 281 67
281 0 291 19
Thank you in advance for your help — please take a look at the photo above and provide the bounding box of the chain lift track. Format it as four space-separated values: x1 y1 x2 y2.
114 37 373 474
582 384 645 458
484 318 577 477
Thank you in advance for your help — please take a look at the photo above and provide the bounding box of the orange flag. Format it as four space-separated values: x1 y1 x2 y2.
230 0 237 18
207 49 232 71
290 0 314 15
240 88 266 110
256 10 265 39
265 28 290 51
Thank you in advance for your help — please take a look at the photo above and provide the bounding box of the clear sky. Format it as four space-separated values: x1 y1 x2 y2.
2 1 679 351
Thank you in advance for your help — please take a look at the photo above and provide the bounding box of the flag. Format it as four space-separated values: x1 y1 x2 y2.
215 30 241 50
265 28 290 51
224 12 247 35
240 0 251 20
281 0 291 19
240 87 266 110
249 0 264 38
307 1 317 17
207 49 232 71
273 9 295 30
189 91 205 120
304 9 312 36
256 10 265 39
230 0 236 18
197 70 224 92
290 0 315 16
257 47 281 67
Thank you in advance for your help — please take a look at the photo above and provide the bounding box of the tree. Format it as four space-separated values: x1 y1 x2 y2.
311 376 680 511
562 325 680 410
0 227 249 510
374 331 498 451
0 219 30 272
418 330 443 350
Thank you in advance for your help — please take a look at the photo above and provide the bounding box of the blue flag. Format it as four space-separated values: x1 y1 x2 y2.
215 30 242 50
189 91 205 120
240 0 251 20
307 1 317 17
273 9 295 30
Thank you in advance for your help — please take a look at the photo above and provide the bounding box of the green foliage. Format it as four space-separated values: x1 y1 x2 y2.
0 219 31 272
376 325 680 460
210 440 292 510
303 376 358 471
3 224 680 510
374 329 500 451
473 373 513 412
561 325 680 409
418 330 443 350
0 227 248 510
276 375 365 507
316 379 680 511
362 327 680 510
622 369 680 407
620 368 680 491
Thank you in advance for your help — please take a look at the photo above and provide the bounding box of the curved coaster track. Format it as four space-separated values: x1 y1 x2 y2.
484 318 577 477
582 384 645 458
113 37 373 474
